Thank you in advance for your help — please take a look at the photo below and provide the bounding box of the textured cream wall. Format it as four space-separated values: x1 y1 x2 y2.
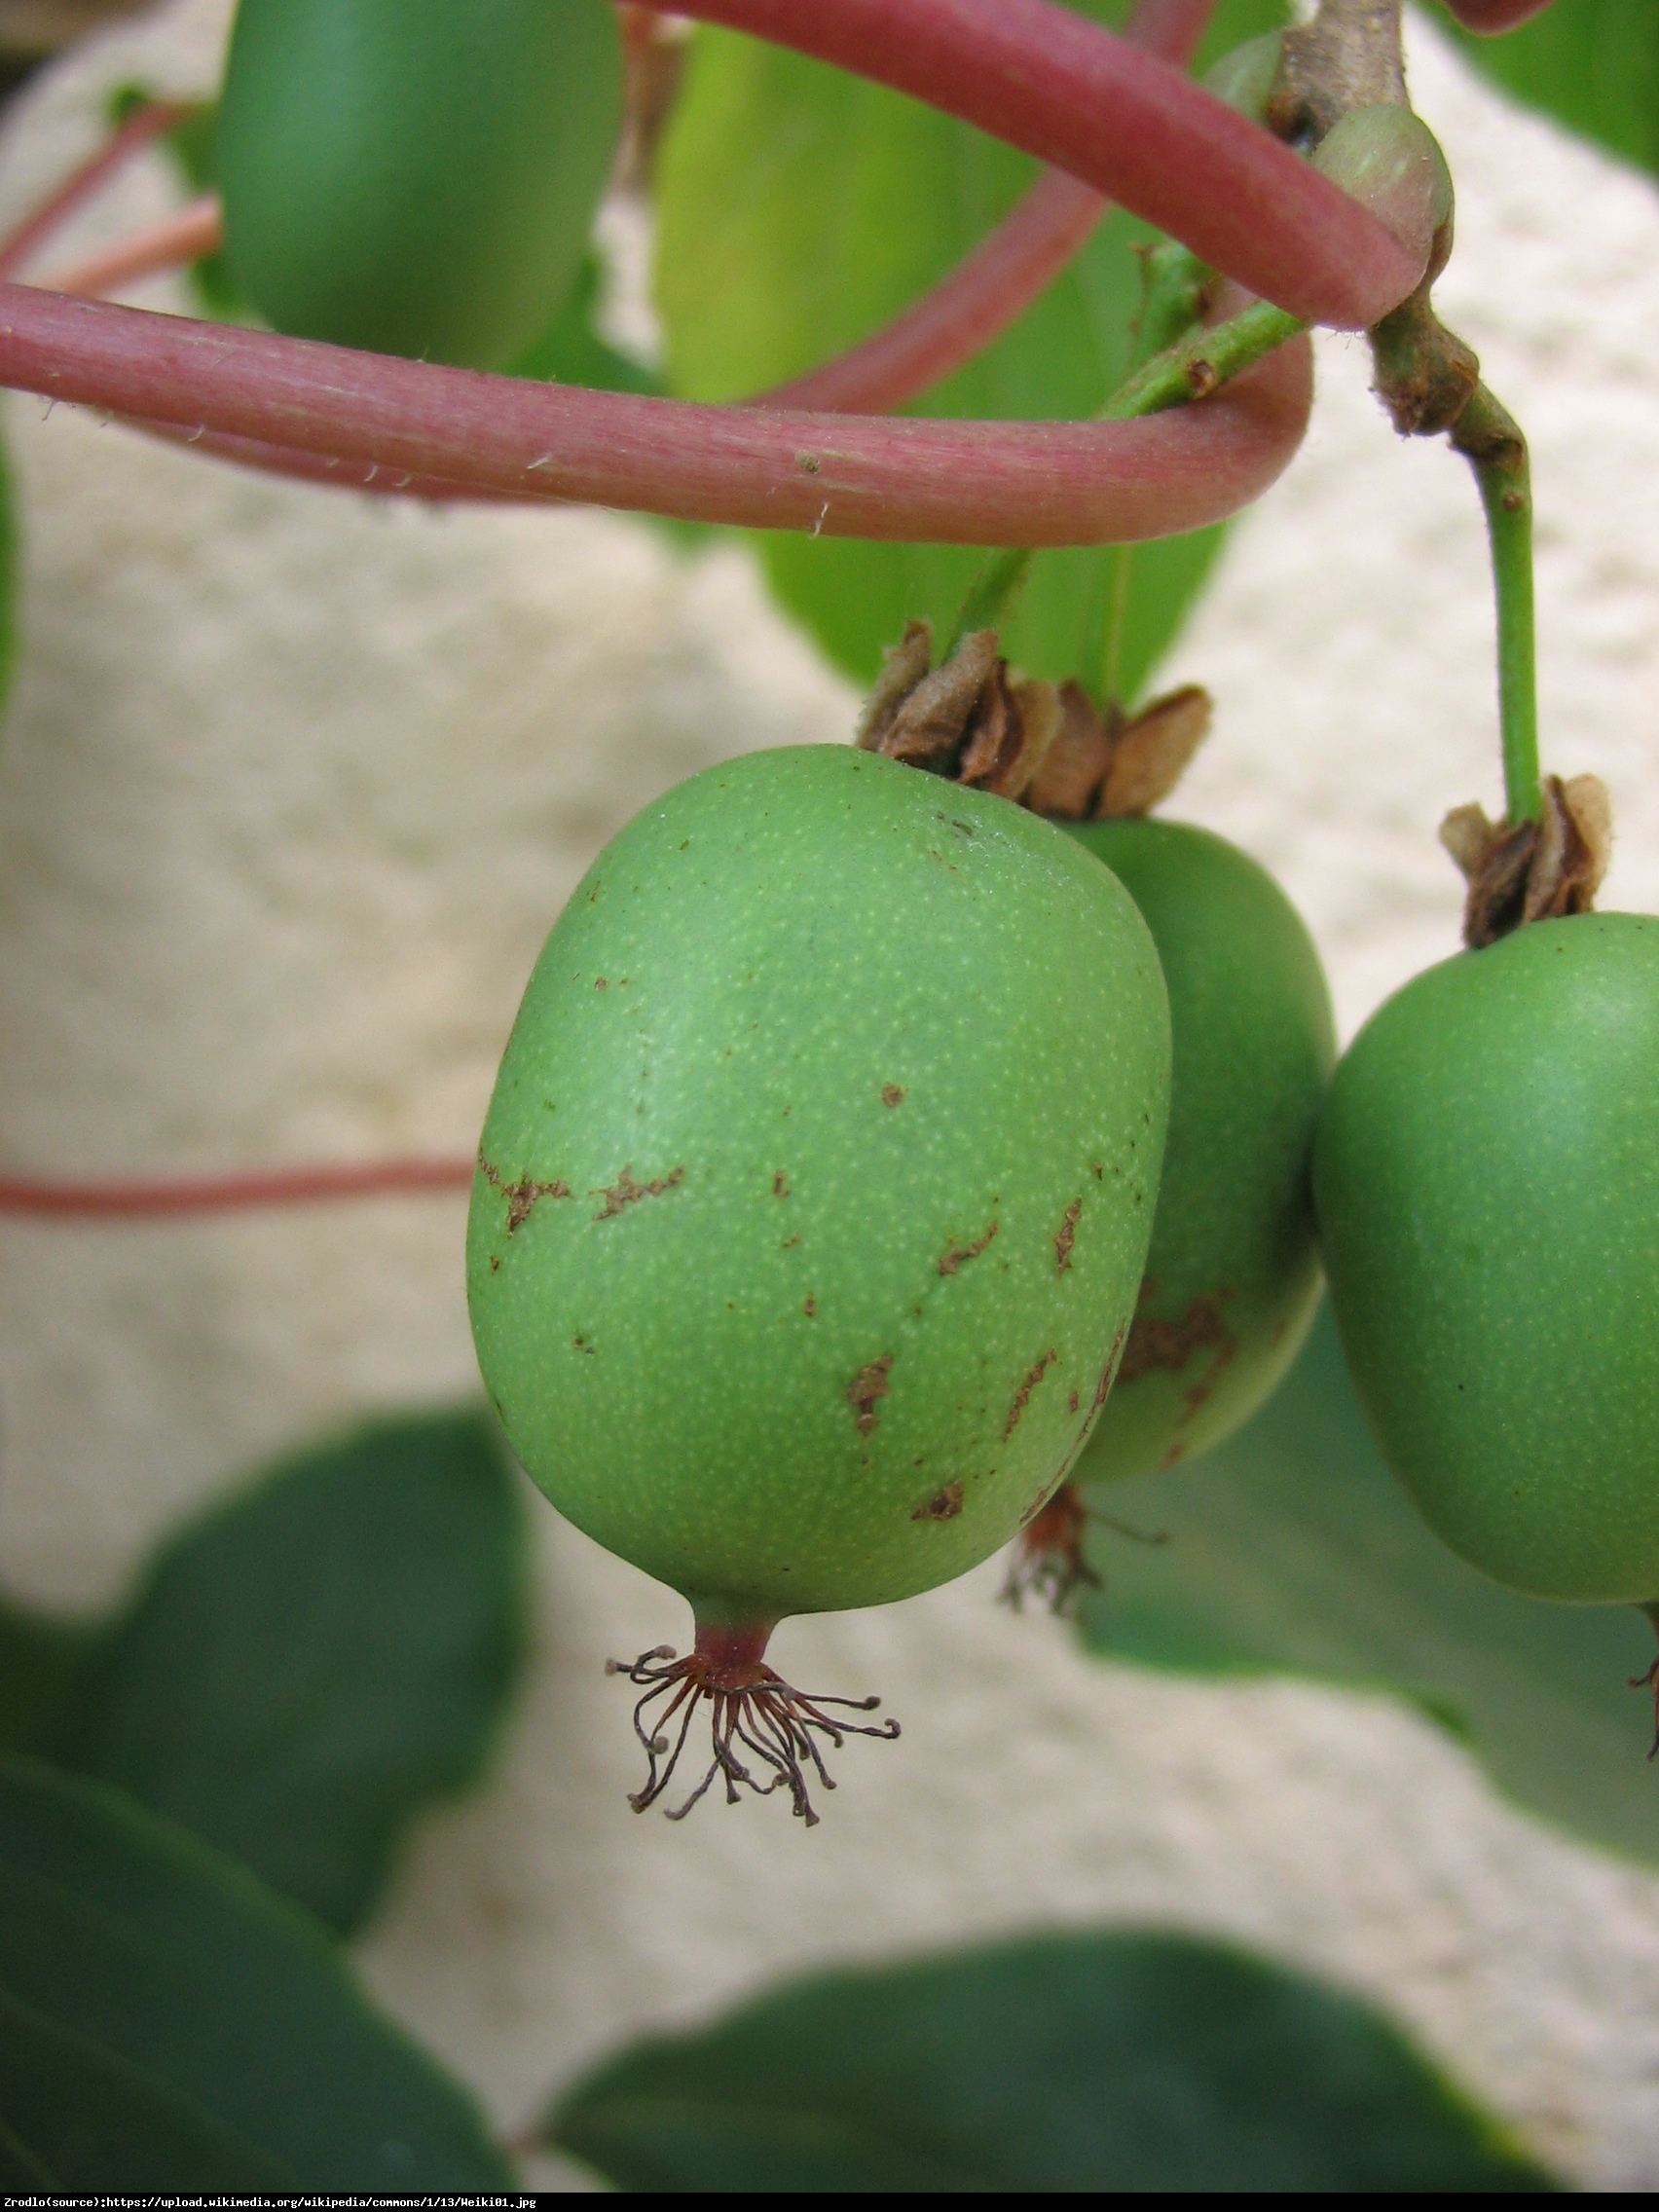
2 0 1658 2189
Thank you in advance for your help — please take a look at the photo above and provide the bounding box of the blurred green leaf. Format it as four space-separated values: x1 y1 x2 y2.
654 1 1286 701
0 1604 98 1760
1429 1 1659 180
111 88 240 316
1081 1305 1659 1866
18 1410 527 1936
506 248 663 393
551 1926 1553 2191
0 1758 512 2189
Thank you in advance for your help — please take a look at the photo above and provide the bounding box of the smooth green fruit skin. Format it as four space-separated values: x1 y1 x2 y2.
1063 821 1335 1483
219 0 623 369
1314 913 1659 1604
467 747 1170 1626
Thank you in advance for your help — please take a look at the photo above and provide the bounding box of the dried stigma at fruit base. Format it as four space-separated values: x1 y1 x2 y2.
859 631 1336 1612
467 745 1170 1821
218 0 623 369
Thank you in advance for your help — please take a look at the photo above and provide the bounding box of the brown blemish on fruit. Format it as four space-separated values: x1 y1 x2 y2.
1068 1390 1079 1415
478 1152 571 1234
592 1164 686 1221
773 1170 790 1198
1004 1349 1056 1440
847 1354 894 1437
881 1084 906 1108
782 1234 801 1250
489 1254 500 1273
939 1219 998 1276
911 1481 964 1523
572 1336 596 1355
1118 1284 1239 1442
1093 1321 1128 1414
804 1295 817 1317
595 977 608 989
1054 1198 1082 1272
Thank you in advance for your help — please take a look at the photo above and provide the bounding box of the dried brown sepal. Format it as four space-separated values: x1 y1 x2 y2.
857 618 935 753
1440 772 1611 948
858 622 1062 800
960 668 1064 798
1024 681 1119 819
1019 682 1213 822
606 1643 900 1825
1096 684 1212 818
858 627 1210 817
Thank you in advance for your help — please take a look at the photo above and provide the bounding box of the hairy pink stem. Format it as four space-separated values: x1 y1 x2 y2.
762 0 1214 414
0 285 1311 542
46 194 220 299
761 166 1103 415
0 1160 474 1219
1443 0 1554 27
0 100 188 282
653 0 1423 327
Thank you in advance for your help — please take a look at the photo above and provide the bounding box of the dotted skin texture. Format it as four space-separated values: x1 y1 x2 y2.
1065 819 1336 1485
469 747 1170 1620
1315 914 1659 1604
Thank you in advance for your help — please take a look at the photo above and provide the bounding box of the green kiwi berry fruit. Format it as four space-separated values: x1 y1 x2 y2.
219 0 623 369
468 745 1171 1816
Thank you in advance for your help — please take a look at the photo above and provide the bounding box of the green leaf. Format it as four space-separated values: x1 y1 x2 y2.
551 1926 1554 2192
44 1410 528 1935
0 1757 512 2188
1080 1306 1659 1867
111 88 240 316
1428 0 1659 182
506 248 663 394
0 1604 99 1760
653 1 1287 701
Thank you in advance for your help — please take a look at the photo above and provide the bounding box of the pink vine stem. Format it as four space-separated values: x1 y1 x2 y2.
652 0 1425 329
46 193 220 299
0 0 1369 1220
0 0 1423 531
764 0 1216 413
0 1161 475 1220
0 99 187 282
0 282 1312 542
1443 0 1554 28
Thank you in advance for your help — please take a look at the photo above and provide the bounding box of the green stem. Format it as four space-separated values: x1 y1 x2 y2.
1456 384 1540 825
1082 245 1209 704
948 543 1036 650
945 292 1305 661
1094 544 1134 707
1100 298 1304 421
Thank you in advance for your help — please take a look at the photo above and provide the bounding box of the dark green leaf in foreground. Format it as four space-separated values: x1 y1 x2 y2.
0 1758 511 2189
550 1927 1553 2192
1431 0 1659 183
1081 1306 1659 1866
42 1409 528 1935
653 1 1287 703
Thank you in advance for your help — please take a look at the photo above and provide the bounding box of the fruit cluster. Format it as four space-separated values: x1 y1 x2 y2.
467 622 1659 1819
74 0 1654 1814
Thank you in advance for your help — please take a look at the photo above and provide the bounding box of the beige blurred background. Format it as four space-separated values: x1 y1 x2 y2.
1 0 1658 2188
